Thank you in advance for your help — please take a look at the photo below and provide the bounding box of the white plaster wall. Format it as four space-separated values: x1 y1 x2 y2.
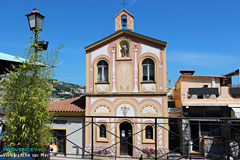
51 119 84 156
91 45 109 63
140 43 160 60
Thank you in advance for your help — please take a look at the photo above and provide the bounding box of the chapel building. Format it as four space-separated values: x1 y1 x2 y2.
84 9 168 157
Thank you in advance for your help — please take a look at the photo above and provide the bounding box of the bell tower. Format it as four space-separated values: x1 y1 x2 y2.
115 9 134 31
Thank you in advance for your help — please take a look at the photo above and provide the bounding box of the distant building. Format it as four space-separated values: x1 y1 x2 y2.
174 70 240 158
49 96 85 157
0 52 26 74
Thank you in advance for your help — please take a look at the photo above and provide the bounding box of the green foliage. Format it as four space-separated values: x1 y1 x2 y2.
0 32 63 149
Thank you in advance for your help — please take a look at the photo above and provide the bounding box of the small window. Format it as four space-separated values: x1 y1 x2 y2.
145 125 153 139
142 58 155 82
97 60 108 82
99 124 106 138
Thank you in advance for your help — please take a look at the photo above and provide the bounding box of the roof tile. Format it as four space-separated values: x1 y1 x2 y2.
49 96 85 112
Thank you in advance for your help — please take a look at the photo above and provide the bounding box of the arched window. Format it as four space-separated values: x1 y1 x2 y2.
97 60 108 82
99 124 106 138
121 16 127 29
145 125 153 139
142 58 155 81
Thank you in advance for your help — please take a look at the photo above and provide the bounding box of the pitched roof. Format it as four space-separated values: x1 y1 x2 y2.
115 9 134 18
0 52 26 74
49 96 85 112
224 68 239 77
85 29 167 52
0 52 45 74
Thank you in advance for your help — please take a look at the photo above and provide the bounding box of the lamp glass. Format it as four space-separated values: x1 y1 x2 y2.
36 14 43 31
29 14 35 30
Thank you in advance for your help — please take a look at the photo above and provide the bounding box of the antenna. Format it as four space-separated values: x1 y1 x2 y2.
121 0 128 9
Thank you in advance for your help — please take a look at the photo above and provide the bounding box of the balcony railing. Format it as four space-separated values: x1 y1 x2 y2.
188 88 219 95
230 87 240 95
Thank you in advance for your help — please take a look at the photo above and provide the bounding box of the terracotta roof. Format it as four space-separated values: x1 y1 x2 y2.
49 96 85 112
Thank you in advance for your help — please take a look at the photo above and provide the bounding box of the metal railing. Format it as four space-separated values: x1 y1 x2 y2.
50 116 240 160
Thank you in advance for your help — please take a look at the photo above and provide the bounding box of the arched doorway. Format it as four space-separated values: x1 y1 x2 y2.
120 121 133 156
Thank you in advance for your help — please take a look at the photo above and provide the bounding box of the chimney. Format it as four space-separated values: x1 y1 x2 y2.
180 70 195 75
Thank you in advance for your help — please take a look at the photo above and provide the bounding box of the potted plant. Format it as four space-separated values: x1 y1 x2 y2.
94 149 111 159
142 148 156 159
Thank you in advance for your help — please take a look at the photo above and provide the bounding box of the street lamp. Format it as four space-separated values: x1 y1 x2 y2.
26 8 48 52
26 8 45 32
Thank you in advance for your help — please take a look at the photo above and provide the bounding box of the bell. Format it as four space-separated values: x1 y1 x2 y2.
122 18 127 27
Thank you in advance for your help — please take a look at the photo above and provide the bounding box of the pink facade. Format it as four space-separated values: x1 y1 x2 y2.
85 9 168 158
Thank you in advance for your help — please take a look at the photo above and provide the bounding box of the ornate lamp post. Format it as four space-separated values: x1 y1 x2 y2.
26 8 45 32
26 8 48 55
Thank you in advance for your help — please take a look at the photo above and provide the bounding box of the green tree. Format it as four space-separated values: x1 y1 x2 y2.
1 33 63 149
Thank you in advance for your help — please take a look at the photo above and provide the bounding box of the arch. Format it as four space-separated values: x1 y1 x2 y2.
138 101 160 116
116 38 132 60
94 58 111 83
94 58 111 93
139 56 157 83
116 118 136 156
142 58 155 81
119 121 133 156
121 15 127 29
142 122 155 144
99 124 107 138
96 122 108 142
97 60 109 82
145 125 153 139
91 101 112 116
113 99 138 116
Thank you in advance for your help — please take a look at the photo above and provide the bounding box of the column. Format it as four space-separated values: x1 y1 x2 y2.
112 47 117 92
133 47 139 92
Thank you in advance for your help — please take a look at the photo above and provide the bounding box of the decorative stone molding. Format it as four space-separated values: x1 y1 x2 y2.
96 84 109 92
142 83 155 92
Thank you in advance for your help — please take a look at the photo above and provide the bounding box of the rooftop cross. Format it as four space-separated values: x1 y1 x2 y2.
121 0 128 9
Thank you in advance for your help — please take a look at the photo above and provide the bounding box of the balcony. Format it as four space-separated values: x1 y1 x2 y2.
230 87 240 95
183 86 240 107
188 88 219 99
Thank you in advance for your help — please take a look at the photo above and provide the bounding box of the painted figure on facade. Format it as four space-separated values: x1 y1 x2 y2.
120 41 129 57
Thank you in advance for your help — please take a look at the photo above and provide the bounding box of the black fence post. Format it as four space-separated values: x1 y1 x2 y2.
226 120 230 160
155 117 157 160
91 116 94 160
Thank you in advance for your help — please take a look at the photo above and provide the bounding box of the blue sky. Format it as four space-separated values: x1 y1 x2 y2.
0 0 240 87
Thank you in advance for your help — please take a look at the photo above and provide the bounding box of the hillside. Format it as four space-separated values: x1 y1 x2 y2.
0 75 85 100
51 79 85 100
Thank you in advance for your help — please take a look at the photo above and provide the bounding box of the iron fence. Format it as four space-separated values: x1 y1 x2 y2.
50 116 240 160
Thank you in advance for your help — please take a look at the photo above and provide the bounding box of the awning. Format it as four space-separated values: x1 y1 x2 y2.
228 104 240 118
232 108 240 118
